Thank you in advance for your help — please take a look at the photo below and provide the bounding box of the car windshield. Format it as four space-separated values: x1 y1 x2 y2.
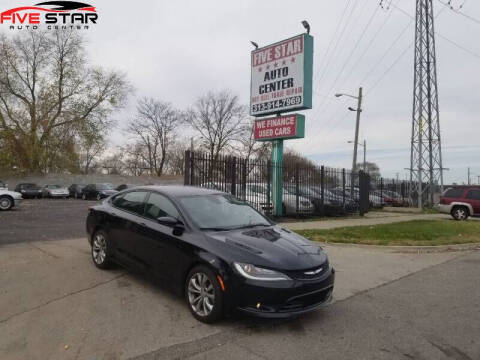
179 194 271 231
23 184 38 189
96 183 113 190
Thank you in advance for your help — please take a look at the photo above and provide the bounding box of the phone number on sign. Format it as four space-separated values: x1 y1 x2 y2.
252 96 302 114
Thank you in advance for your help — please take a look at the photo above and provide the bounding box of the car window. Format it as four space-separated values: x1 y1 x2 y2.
466 190 480 200
444 188 464 198
144 192 180 220
112 191 148 215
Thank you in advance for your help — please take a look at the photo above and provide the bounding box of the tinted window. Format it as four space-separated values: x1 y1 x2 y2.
113 191 148 215
466 190 480 200
144 192 179 220
444 188 464 198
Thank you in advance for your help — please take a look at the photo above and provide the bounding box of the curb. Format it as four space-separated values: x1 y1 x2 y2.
317 241 480 254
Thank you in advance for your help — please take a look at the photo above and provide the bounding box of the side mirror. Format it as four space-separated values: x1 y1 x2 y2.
157 216 185 236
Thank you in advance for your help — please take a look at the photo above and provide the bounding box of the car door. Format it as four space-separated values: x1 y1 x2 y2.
139 191 185 283
108 191 149 269
465 189 480 215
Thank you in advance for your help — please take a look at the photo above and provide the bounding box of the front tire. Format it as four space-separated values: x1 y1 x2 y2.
185 265 224 323
0 196 13 211
451 206 469 221
91 230 113 269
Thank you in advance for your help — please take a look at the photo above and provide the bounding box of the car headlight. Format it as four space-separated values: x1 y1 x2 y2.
233 262 291 281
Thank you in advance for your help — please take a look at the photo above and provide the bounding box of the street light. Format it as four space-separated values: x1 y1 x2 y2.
302 20 310 34
348 140 367 172
335 87 363 174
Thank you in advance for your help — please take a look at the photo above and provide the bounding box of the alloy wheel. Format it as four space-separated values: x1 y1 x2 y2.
0 197 12 210
92 233 107 265
454 208 467 220
187 272 215 317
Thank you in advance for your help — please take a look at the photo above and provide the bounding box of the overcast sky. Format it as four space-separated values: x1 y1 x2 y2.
2 0 480 184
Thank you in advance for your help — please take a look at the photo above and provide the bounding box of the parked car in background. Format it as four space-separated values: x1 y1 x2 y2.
86 186 334 323
14 183 43 199
69 184 85 199
309 186 359 214
0 187 22 211
0 180 7 189
42 184 70 198
436 187 480 220
372 190 407 207
81 183 118 200
115 184 137 191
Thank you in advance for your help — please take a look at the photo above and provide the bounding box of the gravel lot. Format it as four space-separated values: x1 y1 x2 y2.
0 198 97 245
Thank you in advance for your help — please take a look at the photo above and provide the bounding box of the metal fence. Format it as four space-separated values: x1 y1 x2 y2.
184 150 412 218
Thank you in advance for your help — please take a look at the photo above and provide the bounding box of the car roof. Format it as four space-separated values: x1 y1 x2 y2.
131 185 226 197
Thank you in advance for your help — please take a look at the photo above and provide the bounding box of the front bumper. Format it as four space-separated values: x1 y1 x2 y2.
230 267 335 318
49 193 69 198
435 204 451 214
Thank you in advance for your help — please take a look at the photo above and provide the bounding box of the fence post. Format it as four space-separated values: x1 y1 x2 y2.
189 151 195 185
380 178 384 201
342 168 346 205
321 166 325 216
184 150 191 185
295 163 299 217
267 159 272 217
231 157 237 196
241 159 247 201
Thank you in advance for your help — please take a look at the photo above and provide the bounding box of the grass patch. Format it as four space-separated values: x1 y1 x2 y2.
296 220 480 246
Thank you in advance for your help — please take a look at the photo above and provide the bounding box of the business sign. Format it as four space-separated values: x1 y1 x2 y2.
250 33 313 117
254 114 305 142
0 1 98 30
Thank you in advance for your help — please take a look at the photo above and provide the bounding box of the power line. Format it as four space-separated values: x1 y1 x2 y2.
437 0 480 25
391 2 480 59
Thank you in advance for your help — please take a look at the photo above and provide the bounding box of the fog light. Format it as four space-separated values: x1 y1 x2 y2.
256 302 261 309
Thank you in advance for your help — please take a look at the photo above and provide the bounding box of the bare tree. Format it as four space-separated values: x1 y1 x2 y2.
77 130 107 174
186 90 248 162
121 142 149 176
0 30 131 173
126 97 181 176
166 140 189 175
237 118 270 161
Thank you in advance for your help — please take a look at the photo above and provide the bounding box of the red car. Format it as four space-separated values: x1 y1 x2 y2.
436 187 480 220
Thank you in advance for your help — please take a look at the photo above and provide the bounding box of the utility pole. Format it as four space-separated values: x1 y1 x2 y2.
468 167 471 185
409 0 444 208
363 140 366 172
352 87 363 174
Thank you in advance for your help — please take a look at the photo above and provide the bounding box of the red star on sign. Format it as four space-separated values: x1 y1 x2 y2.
258 67 262 72
274 62 279 67
282 60 287 65
291 57 296 63
266 64 270 69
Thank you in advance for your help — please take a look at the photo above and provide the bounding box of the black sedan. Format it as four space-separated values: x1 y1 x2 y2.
69 184 85 199
81 183 118 200
86 186 335 323
14 183 43 199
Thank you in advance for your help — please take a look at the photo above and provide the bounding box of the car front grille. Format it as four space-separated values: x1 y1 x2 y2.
286 261 329 281
279 286 333 312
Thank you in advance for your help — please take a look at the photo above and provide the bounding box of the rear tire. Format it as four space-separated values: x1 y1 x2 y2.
0 196 13 211
185 265 224 323
91 230 113 269
451 206 469 221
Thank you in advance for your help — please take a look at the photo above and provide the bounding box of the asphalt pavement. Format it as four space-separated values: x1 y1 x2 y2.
0 198 96 245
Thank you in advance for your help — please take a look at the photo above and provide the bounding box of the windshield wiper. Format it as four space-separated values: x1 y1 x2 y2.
229 223 270 230
200 227 231 232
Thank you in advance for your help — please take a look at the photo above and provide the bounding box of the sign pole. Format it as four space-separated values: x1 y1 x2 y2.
271 139 284 216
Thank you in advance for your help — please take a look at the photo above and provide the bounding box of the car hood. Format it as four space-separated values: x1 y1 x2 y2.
206 226 327 271
1 190 22 198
